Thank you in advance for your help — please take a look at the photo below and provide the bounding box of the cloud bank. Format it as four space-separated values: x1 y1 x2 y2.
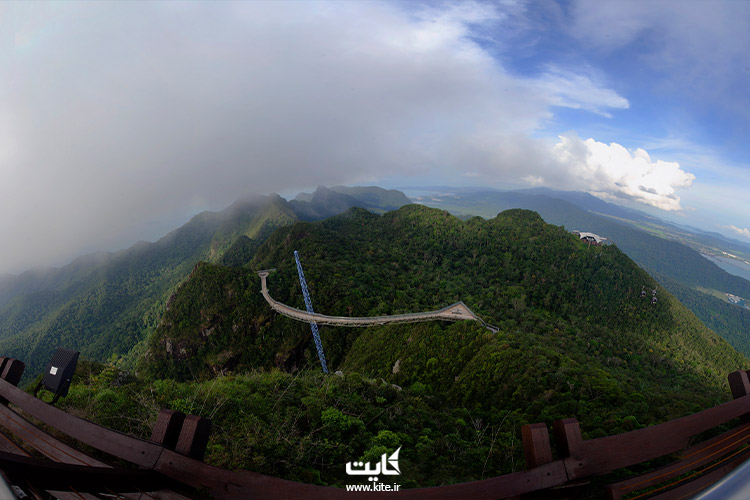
4 1 727 271
725 225 750 240
552 135 695 211
1 1 636 273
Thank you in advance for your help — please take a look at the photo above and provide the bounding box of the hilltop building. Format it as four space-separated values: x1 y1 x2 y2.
573 231 608 246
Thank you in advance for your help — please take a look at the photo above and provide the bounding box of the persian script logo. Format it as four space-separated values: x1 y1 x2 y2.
346 446 401 483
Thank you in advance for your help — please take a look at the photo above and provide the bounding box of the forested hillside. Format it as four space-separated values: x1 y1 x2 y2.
85 204 746 487
0 195 294 379
653 272 750 356
146 205 746 385
416 189 750 356
0 187 409 380
4 192 748 488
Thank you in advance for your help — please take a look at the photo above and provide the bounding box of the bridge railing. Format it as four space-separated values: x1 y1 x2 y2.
521 369 750 499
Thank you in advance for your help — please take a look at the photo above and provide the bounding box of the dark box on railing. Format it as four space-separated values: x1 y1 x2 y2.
41 347 79 398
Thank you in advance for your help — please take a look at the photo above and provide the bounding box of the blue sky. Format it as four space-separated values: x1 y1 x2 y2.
1 1 748 273
473 0 749 232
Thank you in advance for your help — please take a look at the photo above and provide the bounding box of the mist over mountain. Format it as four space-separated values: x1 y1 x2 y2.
0 187 409 379
3 184 748 381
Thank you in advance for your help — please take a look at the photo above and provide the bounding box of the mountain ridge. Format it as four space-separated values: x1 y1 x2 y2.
111 202 748 487
411 187 750 356
0 187 410 380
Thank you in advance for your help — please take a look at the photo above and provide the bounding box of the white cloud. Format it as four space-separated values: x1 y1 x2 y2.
523 175 545 186
535 66 629 117
552 135 695 211
0 1 630 273
725 225 750 239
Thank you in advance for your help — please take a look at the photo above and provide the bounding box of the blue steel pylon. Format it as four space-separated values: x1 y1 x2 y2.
294 251 329 373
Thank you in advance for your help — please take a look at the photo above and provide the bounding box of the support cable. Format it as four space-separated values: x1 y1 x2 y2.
294 251 329 373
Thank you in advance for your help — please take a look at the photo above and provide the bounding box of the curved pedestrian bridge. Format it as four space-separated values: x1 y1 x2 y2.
258 269 491 328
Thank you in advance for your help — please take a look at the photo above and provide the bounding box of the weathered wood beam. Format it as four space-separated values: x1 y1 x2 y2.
728 370 750 399
151 409 186 451
175 415 211 461
553 418 582 461
0 450 167 491
522 423 553 469
0 377 163 467
563 394 750 479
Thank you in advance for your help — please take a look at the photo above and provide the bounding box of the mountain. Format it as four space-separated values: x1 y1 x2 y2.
290 185 411 219
328 185 412 211
6 189 742 490
473 188 750 258
0 195 297 379
0 187 410 380
116 204 746 486
0 256 113 309
412 188 750 356
289 186 372 221
517 187 656 223
412 186 750 259
145 204 746 383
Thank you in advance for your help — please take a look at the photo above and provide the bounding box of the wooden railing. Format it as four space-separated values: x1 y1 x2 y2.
0 356 748 499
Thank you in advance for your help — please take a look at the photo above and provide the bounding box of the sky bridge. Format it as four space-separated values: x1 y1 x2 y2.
257 269 497 330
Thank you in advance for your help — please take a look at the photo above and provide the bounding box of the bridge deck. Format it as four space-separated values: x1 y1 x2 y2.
258 270 492 328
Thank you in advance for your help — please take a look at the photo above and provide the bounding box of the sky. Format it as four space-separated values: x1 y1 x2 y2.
1 0 748 273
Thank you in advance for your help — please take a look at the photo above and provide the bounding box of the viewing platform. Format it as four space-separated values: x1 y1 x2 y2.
0 356 748 498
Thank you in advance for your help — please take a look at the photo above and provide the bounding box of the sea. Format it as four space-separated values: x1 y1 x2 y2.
702 254 750 283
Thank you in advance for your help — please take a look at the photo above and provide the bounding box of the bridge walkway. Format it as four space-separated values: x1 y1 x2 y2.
257 270 497 330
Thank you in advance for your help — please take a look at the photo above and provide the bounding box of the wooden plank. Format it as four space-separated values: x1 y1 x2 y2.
174 415 211 461
553 418 582 459
0 377 163 468
119 491 195 500
154 448 569 500
0 395 200 500
607 423 750 499
0 421 102 500
0 450 167 492
676 422 750 460
47 490 103 500
151 409 185 450
522 423 553 469
563 394 750 479
728 370 750 399
0 427 29 456
649 447 750 500
0 403 108 466
150 492 198 500
1 359 25 386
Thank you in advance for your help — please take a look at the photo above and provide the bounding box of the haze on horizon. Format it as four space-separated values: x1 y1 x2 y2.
1 0 748 275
